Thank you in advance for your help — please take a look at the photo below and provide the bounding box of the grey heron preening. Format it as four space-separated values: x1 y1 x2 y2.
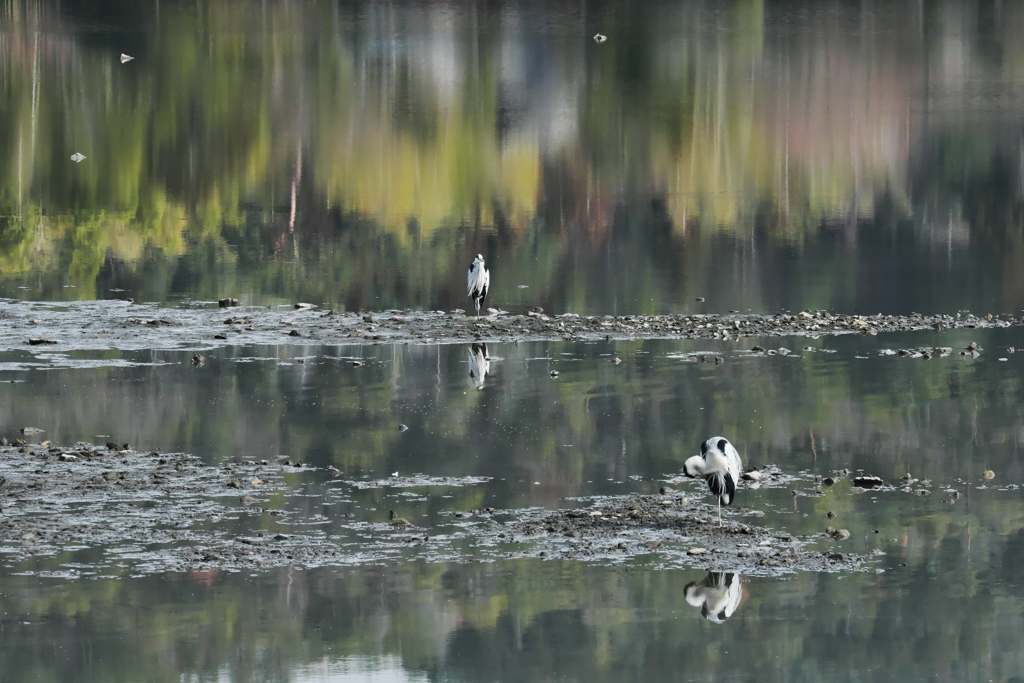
684 572 744 623
467 254 490 315
683 436 742 527
468 343 490 389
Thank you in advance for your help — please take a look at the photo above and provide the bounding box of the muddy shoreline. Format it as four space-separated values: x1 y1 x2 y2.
0 298 1018 354
0 442 876 577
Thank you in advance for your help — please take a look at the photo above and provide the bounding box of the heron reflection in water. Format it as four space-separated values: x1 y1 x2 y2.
684 572 744 623
468 343 490 389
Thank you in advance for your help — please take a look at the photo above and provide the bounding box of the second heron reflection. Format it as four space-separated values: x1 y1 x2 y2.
468 343 489 389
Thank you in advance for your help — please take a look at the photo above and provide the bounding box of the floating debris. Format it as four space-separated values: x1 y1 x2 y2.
594 33 607 43
120 53 134 63
70 152 86 163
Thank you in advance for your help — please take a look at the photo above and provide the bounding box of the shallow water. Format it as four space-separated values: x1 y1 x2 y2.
5 0 1024 680
2 332 1024 679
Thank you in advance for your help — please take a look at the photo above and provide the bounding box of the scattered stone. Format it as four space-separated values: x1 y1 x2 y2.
27 338 59 345
852 475 884 489
218 298 240 308
983 470 995 480
741 469 762 482
688 547 707 555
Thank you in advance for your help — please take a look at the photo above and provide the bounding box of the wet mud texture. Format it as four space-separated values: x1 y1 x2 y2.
0 299 1018 353
0 443 873 577
477 492 870 576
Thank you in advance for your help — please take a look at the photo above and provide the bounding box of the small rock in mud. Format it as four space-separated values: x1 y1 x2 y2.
218 298 240 308
852 475 884 489
27 338 58 345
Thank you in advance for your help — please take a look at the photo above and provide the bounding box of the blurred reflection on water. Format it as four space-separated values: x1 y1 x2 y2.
4 1 1024 315
4 1 1024 680
3 329 1024 678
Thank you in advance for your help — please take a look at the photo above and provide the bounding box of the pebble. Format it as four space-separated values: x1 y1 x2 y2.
852 475 884 489
687 547 707 555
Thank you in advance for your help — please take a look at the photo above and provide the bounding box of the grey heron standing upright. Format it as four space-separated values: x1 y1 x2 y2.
683 436 742 527
467 254 490 315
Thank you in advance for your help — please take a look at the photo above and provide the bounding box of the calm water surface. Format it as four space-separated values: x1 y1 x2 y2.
4 0 1024 681
3 331 1024 680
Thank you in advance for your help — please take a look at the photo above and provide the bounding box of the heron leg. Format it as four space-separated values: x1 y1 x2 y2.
717 497 722 527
